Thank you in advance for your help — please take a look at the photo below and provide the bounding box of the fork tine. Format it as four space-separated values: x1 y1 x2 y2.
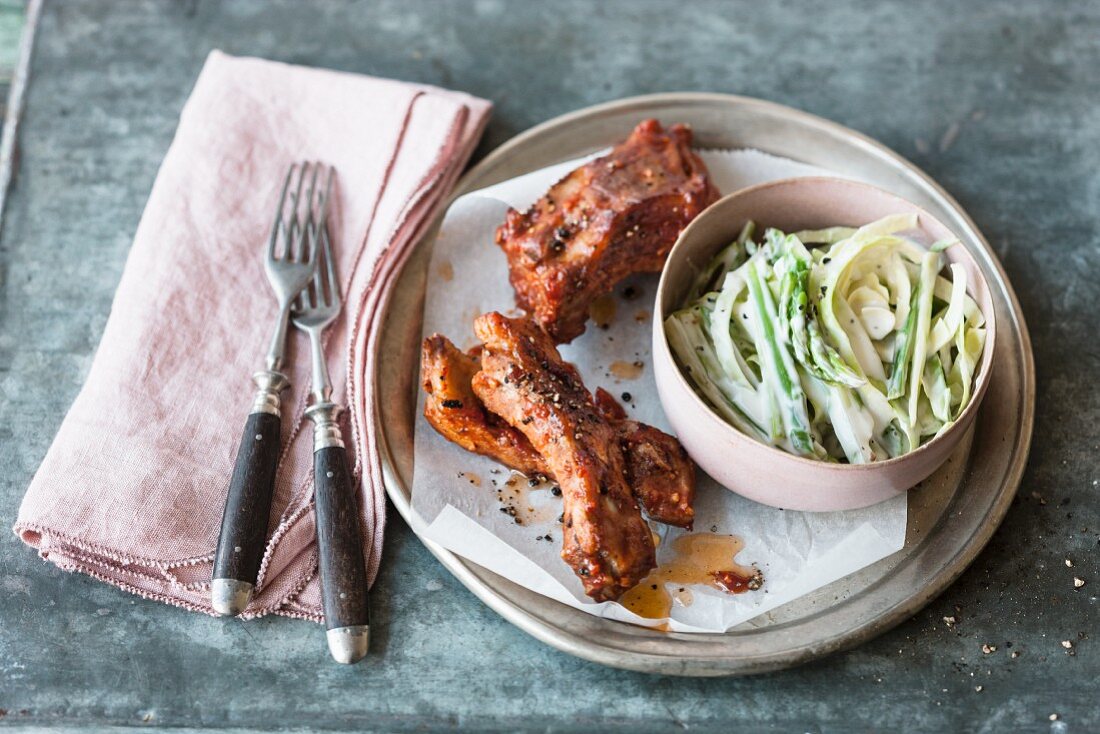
287 162 310 262
311 244 325 310
268 164 296 261
310 166 334 271
311 166 337 306
321 222 339 306
293 260 309 311
299 163 321 264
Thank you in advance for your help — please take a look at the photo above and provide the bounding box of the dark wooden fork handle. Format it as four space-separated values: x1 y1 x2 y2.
211 411 281 615
314 445 371 662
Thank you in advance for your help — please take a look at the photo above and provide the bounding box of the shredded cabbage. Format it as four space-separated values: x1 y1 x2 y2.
665 214 986 463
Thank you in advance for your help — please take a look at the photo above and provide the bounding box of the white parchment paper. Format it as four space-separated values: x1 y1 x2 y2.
410 149 907 633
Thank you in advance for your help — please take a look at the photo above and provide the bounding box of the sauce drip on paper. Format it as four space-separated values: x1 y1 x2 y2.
620 533 764 621
588 293 617 329
609 360 644 380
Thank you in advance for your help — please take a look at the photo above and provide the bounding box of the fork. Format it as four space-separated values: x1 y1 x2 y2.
210 163 323 617
291 167 371 665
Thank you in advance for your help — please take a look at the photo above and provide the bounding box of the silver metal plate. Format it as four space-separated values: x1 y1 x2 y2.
371 93 1035 676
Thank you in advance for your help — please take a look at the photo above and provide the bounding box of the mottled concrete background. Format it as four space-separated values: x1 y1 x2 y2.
0 0 26 139
1 1 1097 732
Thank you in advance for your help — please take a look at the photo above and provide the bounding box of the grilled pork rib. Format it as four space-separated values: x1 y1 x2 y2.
422 335 695 529
471 313 656 601
421 335 550 478
495 119 719 343
594 388 695 529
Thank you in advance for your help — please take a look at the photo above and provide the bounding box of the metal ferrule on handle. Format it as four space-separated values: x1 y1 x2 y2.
305 401 345 450
251 370 291 415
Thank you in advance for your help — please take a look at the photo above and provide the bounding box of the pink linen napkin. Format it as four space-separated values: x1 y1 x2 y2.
13 51 491 621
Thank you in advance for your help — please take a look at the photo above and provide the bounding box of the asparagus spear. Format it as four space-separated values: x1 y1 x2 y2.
746 260 817 456
886 280 921 399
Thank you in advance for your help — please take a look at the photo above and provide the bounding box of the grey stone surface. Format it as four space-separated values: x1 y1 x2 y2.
0 1 1097 731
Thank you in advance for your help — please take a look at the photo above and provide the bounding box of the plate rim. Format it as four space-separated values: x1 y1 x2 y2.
371 92 1036 675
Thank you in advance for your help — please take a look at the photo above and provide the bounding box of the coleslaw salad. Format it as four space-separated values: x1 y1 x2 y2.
665 214 987 464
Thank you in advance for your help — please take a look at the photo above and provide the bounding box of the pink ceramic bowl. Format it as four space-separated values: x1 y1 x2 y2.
652 177 997 511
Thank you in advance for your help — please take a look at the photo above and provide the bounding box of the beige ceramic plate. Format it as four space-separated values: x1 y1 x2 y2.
372 93 1035 676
